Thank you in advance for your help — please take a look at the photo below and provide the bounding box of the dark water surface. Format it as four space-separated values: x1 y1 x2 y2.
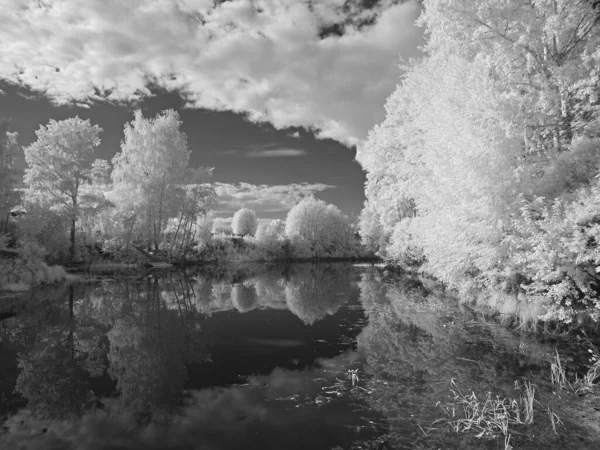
0 263 598 449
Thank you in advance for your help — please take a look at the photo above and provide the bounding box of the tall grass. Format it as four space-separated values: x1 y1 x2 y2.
550 349 570 390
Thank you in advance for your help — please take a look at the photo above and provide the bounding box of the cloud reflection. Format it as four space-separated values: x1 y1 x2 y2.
1 352 373 450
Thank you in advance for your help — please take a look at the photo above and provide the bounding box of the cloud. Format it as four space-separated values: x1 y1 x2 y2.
220 143 307 158
214 182 334 214
0 0 423 150
288 131 301 139
247 148 306 158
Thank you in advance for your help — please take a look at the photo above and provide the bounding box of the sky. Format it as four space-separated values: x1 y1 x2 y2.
0 0 423 220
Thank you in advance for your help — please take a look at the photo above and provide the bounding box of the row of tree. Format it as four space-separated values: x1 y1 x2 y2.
18 110 216 262
359 0 600 322
176 197 364 261
1 110 367 273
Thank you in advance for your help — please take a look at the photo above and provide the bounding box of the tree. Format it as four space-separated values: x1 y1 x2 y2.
285 196 353 257
359 0 600 312
231 208 258 236
111 109 213 251
0 119 20 233
421 0 600 154
167 167 215 258
23 117 102 260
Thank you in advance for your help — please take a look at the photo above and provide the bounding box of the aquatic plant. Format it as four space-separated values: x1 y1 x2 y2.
437 379 539 446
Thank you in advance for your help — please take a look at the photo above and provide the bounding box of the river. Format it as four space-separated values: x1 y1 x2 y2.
0 262 598 449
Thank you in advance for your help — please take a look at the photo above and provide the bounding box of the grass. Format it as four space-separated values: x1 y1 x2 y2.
551 347 600 394
437 379 539 449
547 406 563 435
574 347 600 394
439 348 600 447
550 349 570 390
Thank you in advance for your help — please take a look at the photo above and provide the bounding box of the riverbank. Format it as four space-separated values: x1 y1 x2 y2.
356 267 600 449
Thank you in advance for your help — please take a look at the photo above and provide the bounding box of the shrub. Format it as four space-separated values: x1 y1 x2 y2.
212 217 233 236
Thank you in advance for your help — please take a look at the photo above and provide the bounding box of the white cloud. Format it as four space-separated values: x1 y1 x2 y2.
214 182 334 214
0 0 422 149
288 131 301 139
220 143 306 157
247 148 306 158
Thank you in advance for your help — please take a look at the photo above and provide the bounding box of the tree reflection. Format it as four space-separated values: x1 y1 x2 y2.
105 275 209 421
356 271 555 449
284 264 351 325
9 263 357 425
231 283 258 312
14 286 106 419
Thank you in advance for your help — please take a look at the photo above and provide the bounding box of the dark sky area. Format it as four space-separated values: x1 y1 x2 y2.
0 82 366 219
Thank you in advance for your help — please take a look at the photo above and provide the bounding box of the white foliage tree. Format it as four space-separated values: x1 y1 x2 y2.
360 0 600 310
0 120 19 233
110 109 213 252
231 208 258 236
285 196 353 258
23 117 103 260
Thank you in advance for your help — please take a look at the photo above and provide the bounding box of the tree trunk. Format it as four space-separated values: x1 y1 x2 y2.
70 215 76 262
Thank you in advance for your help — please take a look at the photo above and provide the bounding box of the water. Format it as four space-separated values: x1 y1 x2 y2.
0 262 598 449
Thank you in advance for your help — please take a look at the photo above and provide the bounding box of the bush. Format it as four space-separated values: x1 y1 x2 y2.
212 217 233 236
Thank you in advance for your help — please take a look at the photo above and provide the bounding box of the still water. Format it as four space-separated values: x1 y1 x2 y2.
0 263 598 449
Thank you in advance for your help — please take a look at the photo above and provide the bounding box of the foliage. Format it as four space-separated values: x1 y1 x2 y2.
285 196 355 258
211 217 233 236
111 109 214 251
23 117 103 260
231 208 258 237
359 0 600 321
0 237 69 289
0 118 20 232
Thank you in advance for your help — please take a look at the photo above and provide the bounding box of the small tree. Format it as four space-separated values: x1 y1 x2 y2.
23 117 102 260
232 208 258 236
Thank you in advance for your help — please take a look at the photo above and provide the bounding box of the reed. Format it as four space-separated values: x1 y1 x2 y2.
437 379 537 442
550 349 570 390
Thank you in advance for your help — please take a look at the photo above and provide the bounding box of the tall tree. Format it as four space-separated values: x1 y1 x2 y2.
23 117 102 260
0 119 20 233
360 0 600 305
111 109 210 251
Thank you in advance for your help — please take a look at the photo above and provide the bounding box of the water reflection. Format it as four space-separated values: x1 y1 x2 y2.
2 352 374 450
356 271 597 449
3 264 592 449
1 262 365 447
284 264 351 325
